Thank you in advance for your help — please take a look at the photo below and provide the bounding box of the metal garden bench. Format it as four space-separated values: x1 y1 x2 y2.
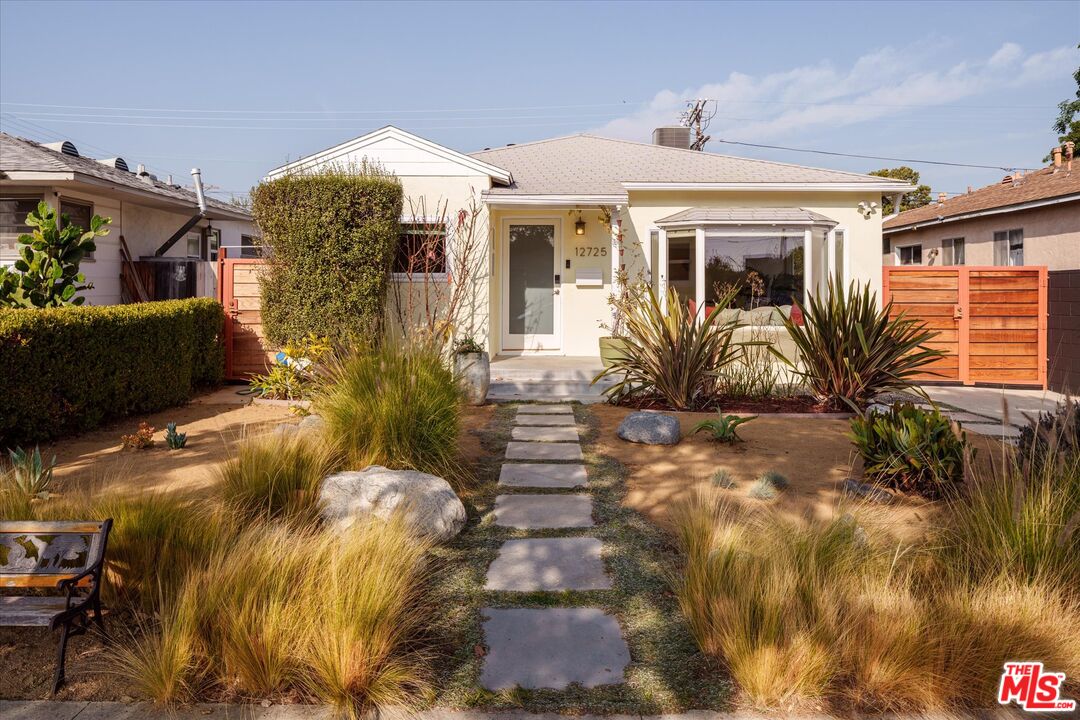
0 518 113 693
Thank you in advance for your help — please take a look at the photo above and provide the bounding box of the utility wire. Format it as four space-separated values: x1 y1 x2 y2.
712 138 1039 172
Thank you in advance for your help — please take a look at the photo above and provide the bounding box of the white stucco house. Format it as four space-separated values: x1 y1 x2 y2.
266 125 911 359
1 132 256 304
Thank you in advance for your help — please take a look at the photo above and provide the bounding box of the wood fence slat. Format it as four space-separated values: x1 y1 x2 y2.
969 303 1040 317
969 342 1039 356
969 290 1041 304
970 356 1039 369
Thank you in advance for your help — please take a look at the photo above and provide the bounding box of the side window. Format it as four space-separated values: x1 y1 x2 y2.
898 244 922 266
993 229 1024 266
394 222 447 275
60 199 95 260
240 234 261 259
942 237 965 265
0 196 41 265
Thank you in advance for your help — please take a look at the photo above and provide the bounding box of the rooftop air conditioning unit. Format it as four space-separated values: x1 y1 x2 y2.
652 126 692 150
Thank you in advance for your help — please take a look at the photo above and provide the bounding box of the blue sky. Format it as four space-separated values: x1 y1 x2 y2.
1 0 1077 203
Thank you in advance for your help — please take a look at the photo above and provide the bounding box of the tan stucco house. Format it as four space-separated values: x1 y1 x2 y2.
1 133 255 304
267 126 911 358
882 155 1080 270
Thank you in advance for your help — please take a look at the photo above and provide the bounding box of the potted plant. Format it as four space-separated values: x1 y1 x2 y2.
453 335 489 405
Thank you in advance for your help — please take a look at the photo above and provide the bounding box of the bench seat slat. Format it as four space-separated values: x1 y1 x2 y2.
1 575 90 588
0 522 105 533
0 596 69 626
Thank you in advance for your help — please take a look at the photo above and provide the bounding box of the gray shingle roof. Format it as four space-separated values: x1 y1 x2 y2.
656 207 838 226
0 133 251 220
469 134 902 195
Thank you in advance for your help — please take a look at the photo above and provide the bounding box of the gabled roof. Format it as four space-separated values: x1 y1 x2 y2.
470 134 912 197
656 207 837 227
0 133 252 220
266 126 512 183
883 166 1080 233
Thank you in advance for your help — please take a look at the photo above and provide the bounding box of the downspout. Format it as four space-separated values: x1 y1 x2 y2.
154 168 208 256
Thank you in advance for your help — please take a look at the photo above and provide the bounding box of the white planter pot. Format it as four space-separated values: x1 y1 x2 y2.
454 351 490 405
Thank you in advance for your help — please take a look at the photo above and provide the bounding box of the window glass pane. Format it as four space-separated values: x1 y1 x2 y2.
508 224 554 335
240 234 261 259
703 234 804 310
0 197 39 260
1009 229 1024 266
394 223 446 274
899 245 922 265
993 231 1008 265
59 200 92 232
942 238 965 265
186 233 201 257
834 230 845 285
206 229 220 261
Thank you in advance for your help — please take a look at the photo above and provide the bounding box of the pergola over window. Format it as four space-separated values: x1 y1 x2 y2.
653 207 842 315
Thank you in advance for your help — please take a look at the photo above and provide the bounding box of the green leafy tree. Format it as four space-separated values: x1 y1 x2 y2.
0 201 110 308
1046 45 1079 162
869 166 932 215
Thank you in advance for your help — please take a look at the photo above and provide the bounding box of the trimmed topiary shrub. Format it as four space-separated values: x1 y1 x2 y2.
252 165 403 345
0 298 224 446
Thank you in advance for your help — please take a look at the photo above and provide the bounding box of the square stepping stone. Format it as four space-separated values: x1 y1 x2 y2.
511 426 579 442
964 422 1021 439
499 463 587 488
505 442 583 461
485 537 610 591
515 414 577 427
481 607 629 690
517 405 573 415
494 494 594 529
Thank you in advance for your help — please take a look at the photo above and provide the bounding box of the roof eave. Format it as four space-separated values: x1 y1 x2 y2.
481 192 628 207
623 181 915 192
883 192 1080 234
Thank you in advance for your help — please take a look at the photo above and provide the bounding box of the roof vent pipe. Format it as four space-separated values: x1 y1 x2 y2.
1052 146 1063 169
191 168 207 214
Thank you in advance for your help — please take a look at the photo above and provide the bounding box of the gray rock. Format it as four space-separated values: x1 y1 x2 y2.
842 478 895 504
273 422 298 436
319 466 466 542
297 414 326 433
865 403 891 416
616 411 681 445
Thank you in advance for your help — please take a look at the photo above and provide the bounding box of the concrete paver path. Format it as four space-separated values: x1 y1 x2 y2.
498 463 587 488
511 426 580 442
494 494 594 529
485 537 610 591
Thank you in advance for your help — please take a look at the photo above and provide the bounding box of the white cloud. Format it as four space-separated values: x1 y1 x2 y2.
590 42 1078 145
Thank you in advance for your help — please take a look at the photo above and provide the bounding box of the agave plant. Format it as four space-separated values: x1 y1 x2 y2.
5 445 56 498
692 410 757 444
594 286 743 411
770 277 943 411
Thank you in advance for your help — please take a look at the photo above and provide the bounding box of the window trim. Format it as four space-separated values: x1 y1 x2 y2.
993 228 1024 266
895 243 923 266
391 216 452 281
1 194 44 264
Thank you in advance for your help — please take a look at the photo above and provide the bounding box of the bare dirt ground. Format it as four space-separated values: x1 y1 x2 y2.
0 396 497 701
590 404 999 541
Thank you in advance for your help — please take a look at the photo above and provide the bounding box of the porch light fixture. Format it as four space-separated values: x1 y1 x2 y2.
575 213 586 235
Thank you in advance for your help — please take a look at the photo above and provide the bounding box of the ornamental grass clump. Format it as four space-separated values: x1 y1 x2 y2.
216 432 340 527
595 286 742 410
771 278 942 411
317 339 463 483
671 467 1080 711
849 403 969 499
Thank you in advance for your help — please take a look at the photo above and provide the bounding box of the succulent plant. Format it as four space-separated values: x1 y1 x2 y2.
165 422 188 450
5 445 56 498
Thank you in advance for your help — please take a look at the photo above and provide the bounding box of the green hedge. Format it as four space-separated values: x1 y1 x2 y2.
0 298 224 446
252 166 402 344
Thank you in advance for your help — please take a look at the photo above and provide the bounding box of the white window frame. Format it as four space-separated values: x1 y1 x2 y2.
993 228 1024 266
391 216 452 282
895 243 923 266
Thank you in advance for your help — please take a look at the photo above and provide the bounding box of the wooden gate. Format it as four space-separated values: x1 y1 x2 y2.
217 249 273 381
883 266 1047 388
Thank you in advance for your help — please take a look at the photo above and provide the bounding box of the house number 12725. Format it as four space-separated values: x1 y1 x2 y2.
575 246 608 257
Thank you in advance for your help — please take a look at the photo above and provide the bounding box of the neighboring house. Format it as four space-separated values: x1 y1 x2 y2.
266 125 911 358
882 157 1080 270
1 133 256 305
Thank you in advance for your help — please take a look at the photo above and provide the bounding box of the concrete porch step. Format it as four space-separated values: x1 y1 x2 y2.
488 380 613 400
489 356 607 383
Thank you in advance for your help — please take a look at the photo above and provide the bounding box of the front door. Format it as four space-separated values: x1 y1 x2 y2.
502 219 561 351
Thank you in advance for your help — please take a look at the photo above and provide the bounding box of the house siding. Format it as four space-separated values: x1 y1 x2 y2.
883 200 1080 270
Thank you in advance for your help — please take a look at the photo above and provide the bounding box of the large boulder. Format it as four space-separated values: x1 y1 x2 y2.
617 411 681 445
297 414 326 434
319 466 467 542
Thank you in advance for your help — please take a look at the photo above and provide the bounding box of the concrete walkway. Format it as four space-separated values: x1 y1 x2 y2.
481 404 630 691
915 385 1075 440
0 700 1037 719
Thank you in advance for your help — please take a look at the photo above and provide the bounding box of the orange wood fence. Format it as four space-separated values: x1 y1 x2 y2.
883 266 1047 388
217 249 273 381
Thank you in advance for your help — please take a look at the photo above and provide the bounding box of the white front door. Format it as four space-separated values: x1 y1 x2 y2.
501 219 561 351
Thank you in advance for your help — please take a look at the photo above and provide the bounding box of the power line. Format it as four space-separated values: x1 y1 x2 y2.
0 100 645 115
0 116 628 131
712 138 1039 172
